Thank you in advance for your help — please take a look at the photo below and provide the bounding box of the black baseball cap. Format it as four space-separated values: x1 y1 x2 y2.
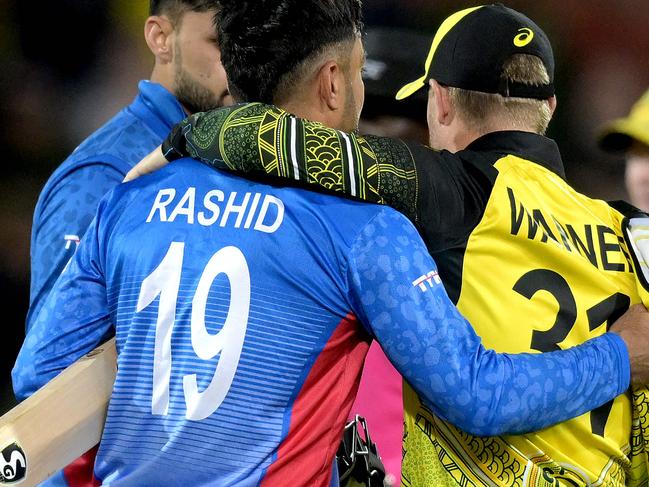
396 4 555 101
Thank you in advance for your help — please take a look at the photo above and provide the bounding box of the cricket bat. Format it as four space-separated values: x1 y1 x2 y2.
0 338 117 486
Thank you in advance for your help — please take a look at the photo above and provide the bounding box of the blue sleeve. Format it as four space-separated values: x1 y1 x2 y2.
27 163 123 332
346 208 630 437
14 198 114 401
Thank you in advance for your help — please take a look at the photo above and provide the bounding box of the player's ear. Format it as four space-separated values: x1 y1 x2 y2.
431 79 455 126
317 60 345 112
548 95 557 116
144 15 175 64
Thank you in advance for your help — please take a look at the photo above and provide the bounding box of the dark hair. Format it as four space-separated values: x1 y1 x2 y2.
150 0 219 20
217 0 362 103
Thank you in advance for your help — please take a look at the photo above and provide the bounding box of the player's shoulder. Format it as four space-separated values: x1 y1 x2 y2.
350 204 422 247
36 110 161 203
51 95 167 181
104 157 213 208
66 110 159 172
289 187 415 250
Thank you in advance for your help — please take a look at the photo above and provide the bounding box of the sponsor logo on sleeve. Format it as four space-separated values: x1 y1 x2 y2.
64 235 81 250
412 271 441 292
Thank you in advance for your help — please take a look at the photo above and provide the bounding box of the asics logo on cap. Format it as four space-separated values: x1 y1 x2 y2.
513 27 534 47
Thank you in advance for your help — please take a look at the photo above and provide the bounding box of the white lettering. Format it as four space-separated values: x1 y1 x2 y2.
243 193 262 229
412 271 441 292
146 187 284 233
198 190 225 226
220 192 251 228
147 189 176 223
254 195 284 234
64 234 80 250
168 188 196 224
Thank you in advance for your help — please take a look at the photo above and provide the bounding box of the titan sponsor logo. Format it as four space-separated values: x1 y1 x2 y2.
412 270 441 292
64 235 80 250
0 443 26 484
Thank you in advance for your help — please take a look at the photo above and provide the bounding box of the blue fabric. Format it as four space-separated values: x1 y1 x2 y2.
15 159 630 485
26 81 186 333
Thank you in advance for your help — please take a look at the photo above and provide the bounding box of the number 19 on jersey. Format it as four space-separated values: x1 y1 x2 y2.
136 242 250 421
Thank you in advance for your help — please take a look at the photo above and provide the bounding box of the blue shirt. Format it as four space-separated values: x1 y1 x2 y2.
27 81 187 333
14 159 630 486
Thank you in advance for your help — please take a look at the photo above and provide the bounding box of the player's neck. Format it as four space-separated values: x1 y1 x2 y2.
278 99 324 127
451 122 538 152
149 67 186 113
275 85 345 131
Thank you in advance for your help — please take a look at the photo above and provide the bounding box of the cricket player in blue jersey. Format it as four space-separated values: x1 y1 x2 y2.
14 0 649 485
26 1 230 485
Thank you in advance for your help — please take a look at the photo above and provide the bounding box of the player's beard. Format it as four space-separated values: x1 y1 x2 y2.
172 45 228 114
174 70 221 114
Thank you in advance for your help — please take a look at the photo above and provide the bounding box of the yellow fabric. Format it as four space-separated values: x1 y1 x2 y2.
402 154 649 486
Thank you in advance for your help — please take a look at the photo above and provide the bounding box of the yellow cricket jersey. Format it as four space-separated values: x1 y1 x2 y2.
402 144 647 486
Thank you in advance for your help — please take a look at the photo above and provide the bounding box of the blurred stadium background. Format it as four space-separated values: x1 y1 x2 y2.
1 0 648 413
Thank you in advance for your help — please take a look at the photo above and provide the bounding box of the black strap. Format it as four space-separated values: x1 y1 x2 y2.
497 78 555 99
161 119 190 162
337 416 386 487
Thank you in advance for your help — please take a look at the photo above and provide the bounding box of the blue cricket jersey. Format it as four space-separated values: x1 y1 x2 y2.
27 80 187 333
15 159 630 486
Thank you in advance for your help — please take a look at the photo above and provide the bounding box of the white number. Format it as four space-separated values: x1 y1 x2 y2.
185 247 250 420
136 242 184 416
136 242 250 420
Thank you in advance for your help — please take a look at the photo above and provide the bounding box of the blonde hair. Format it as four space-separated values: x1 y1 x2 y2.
448 54 552 134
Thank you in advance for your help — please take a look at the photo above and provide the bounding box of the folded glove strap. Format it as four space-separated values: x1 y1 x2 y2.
336 415 386 487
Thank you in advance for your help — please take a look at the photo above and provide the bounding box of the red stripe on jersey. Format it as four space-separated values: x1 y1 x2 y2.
63 447 101 487
261 313 370 487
